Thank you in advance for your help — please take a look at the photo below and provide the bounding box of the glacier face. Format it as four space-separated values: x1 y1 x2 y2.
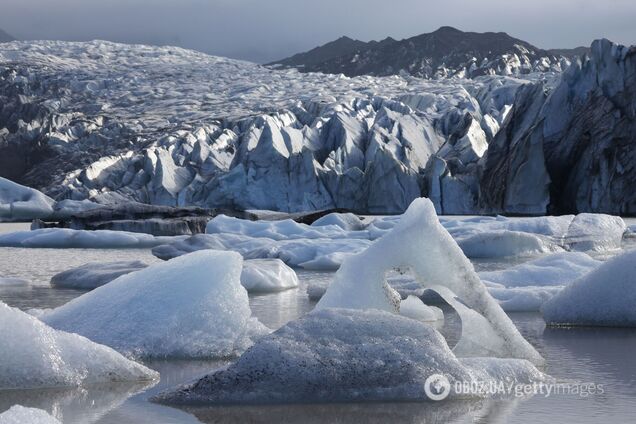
0 40 534 214
0 39 634 215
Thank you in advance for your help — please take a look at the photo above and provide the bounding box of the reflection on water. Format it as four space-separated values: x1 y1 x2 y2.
1 232 636 423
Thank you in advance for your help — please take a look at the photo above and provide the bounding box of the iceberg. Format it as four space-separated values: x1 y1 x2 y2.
41 251 269 358
0 228 183 249
399 296 443 322
154 308 547 405
0 177 55 221
542 250 636 327
241 259 299 292
0 301 157 390
317 198 544 365
50 261 148 290
0 406 60 424
50 258 298 293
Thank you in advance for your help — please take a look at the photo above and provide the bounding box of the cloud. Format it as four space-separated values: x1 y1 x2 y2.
1 0 634 63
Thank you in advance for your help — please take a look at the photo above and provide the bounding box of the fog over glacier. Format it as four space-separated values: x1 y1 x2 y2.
1 0 635 62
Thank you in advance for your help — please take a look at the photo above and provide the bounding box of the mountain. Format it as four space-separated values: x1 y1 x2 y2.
269 26 582 79
0 29 15 43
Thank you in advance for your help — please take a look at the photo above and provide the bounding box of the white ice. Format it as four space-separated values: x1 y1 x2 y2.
0 277 29 287
50 261 148 290
0 406 61 424
241 259 299 292
154 308 547 405
317 198 544 365
399 296 443 322
0 228 183 249
542 249 636 327
0 177 55 221
0 301 157 390
41 251 269 358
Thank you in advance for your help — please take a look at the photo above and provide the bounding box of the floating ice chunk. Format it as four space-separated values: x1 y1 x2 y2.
0 301 157 390
50 261 148 290
317 198 544 364
0 228 182 249
0 177 55 221
206 215 369 240
0 277 29 286
41 251 269 358
564 213 626 252
479 252 600 288
154 308 547 405
399 296 443 322
0 406 60 424
457 231 561 258
241 259 299 292
542 250 636 327
152 233 370 270
310 212 366 231
487 286 561 312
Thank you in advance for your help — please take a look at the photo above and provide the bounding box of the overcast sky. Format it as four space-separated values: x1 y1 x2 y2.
1 0 635 63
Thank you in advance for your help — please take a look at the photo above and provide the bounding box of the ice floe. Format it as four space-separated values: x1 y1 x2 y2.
154 308 547 405
41 251 268 358
0 406 60 424
241 259 299 292
50 261 148 290
399 296 444 322
0 228 182 249
151 209 627 268
0 277 29 287
0 301 157 390
542 250 636 327
317 198 544 364
0 177 55 222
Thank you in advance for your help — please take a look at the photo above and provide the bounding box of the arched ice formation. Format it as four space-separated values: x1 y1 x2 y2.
316 198 544 365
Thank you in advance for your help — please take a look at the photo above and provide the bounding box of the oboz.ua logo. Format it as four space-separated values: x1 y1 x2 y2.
424 373 451 401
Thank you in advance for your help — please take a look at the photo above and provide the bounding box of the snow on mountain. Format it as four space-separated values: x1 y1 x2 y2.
0 39 535 213
269 27 578 79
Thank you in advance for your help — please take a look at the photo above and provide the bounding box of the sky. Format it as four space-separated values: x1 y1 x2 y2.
1 0 635 63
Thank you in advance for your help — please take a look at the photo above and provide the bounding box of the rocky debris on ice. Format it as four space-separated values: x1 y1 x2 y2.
0 406 61 424
317 198 544 364
61 202 257 236
154 308 547 405
50 261 148 290
480 39 636 215
0 177 55 221
399 296 444 322
41 251 269 358
0 228 183 249
542 250 636 326
241 259 299 292
0 301 158 390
